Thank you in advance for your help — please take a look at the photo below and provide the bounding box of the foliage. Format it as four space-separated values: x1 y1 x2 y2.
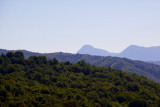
1 49 160 83
0 51 160 106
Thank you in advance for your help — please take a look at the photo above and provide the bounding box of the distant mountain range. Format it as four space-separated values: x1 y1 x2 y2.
1 49 160 83
77 45 160 61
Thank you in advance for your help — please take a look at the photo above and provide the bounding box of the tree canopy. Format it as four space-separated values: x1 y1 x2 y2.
0 51 160 106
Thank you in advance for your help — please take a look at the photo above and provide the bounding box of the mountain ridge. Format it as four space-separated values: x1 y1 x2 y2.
78 45 160 61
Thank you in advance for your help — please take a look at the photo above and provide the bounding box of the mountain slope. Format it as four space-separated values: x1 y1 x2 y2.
44 53 160 83
1 49 160 83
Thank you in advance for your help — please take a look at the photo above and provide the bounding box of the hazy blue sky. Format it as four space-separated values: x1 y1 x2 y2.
0 0 160 53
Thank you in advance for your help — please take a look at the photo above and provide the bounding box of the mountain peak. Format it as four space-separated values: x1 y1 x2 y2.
77 45 116 56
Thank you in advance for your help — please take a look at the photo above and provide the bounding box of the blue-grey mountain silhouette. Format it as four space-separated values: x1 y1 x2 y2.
77 45 117 56
77 45 160 61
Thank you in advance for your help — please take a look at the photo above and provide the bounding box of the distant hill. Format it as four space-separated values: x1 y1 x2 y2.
1 49 160 83
77 45 117 56
118 45 160 61
78 45 160 61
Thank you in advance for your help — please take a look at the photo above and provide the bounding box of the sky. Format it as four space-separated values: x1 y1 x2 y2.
0 0 160 53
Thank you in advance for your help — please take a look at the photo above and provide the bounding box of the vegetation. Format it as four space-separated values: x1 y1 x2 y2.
0 51 160 106
44 53 160 83
1 49 160 83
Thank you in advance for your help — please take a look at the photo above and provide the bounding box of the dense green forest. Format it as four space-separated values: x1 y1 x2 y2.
1 49 160 83
44 53 160 83
0 51 160 106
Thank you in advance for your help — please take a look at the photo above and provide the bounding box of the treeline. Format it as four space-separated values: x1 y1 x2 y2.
1 49 160 83
0 51 160 106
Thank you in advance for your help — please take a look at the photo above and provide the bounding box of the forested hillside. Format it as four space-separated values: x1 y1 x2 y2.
44 53 160 83
1 49 160 83
0 51 160 106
